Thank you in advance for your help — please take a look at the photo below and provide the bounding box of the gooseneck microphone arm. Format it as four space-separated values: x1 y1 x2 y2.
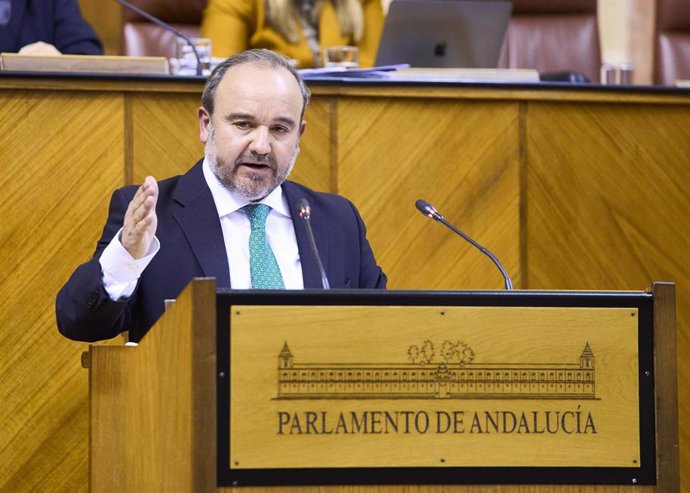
114 0 203 76
415 199 514 290
298 198 330 289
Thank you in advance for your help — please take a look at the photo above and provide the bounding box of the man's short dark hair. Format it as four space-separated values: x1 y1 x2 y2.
201 49 311 121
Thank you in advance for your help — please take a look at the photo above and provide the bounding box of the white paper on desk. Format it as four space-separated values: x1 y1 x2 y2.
299 64 410 79
388 67 541 83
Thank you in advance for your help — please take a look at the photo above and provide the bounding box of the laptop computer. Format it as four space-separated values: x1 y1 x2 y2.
374 0 512 68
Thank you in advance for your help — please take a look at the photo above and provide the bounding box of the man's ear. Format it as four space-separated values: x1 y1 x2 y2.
198 107 211 143
299 120 307 138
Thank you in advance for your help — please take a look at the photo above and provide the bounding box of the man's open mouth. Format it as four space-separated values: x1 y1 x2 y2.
241 162 270 170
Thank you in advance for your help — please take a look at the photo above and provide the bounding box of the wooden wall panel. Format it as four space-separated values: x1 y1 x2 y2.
0 79 685 492
526 102 690 288
525 101 690 483
294 97 332 192
337 97 521 290
130 93 205 184
129 94 330 191
0 91 125 492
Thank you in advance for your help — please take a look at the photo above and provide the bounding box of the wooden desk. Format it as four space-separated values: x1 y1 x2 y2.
1 74 688 491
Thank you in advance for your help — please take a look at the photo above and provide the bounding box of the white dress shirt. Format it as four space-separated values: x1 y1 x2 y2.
202 159 303 289
99 159 303 300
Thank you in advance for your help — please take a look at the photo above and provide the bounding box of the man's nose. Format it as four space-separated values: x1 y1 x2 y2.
248 126 271 155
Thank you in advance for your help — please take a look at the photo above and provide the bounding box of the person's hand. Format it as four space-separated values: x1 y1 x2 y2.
18 41 61 55
121 176 158 259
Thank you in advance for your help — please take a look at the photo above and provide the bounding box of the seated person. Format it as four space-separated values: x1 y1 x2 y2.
0 0 102 55
200 0 383 68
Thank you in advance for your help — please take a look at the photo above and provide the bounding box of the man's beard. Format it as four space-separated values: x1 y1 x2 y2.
205 123 299 200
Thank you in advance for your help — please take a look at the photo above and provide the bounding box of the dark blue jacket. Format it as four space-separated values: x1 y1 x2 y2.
56 160 387 342
0 0 102 54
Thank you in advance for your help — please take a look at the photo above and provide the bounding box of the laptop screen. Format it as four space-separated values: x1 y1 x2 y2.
374 0 512 68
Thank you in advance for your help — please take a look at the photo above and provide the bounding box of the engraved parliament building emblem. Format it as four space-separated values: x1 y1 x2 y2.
277 341 595 400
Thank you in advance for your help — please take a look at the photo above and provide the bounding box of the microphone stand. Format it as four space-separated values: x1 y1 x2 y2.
298 199 330 290
416 199 514 290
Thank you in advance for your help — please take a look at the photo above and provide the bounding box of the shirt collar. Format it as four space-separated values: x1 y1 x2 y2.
202 158 291 218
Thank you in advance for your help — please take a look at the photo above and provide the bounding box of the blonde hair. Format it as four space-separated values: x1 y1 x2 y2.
266 0 364 44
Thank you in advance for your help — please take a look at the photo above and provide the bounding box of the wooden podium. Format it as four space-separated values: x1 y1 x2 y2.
87 280 679 492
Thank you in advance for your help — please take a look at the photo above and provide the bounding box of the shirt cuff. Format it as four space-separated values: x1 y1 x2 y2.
99 229 160 301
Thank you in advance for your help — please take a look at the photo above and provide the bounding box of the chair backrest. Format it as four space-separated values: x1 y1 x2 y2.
655 0 690 85
494 0 602 82
121 0 207 57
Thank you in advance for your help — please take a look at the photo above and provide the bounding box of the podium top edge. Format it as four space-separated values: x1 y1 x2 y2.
213 288 657 308
216 287 656 296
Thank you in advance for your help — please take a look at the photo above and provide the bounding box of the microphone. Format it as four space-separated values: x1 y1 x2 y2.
114 0 203 76
415 199 514 290
298 198 330 289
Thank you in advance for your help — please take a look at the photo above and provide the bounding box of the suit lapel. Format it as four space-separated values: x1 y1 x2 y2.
171 160 231 288
283 182 329 289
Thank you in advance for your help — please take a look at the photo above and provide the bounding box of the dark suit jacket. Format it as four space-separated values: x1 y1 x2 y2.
56 160 387 342
0 0 103 55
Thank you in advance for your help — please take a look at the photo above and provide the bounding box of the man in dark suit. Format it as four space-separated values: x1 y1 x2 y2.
0 0 102 55
56 49 387 343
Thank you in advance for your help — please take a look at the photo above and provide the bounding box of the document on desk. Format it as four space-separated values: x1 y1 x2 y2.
389 67 540 82
299 64 409 79
300 65 540 83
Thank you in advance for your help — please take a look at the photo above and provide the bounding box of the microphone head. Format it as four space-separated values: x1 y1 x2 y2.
415 199 442 221
298 198 311 220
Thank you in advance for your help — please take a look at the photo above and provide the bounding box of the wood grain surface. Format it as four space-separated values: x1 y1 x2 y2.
90 279 216 492
336 97 520 290
0 78 686 492
0 90 124 492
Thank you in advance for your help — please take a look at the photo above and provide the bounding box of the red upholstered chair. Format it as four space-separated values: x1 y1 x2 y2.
654 0 690 85
494 0 602 82
121 0 207 57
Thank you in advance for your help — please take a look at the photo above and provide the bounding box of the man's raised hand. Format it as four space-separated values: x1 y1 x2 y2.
121 176 158 259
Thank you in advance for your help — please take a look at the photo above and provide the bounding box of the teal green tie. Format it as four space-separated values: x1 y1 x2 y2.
242 204 285 289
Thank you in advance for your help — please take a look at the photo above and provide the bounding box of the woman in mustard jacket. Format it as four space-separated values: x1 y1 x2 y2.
200 0 384 68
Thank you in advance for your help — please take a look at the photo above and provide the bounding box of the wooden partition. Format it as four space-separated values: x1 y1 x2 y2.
0 75 688 491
